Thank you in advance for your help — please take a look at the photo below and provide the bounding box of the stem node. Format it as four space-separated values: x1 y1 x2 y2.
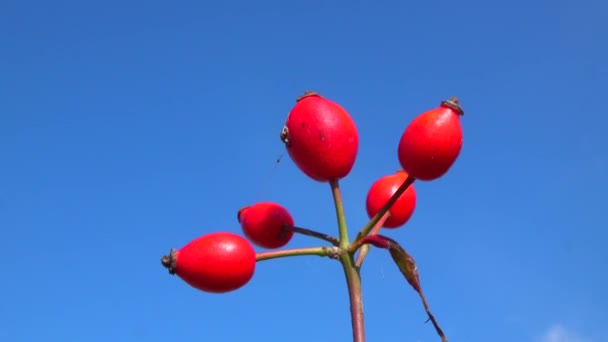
329 180 365 342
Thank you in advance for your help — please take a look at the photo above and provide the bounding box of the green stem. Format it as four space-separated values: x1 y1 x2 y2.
330 180 350 248
329 180 365 342
340 254 365 342
354 211 390 268
284 225 340 246
354 174 415 242
255 247 336 262
348 238 368 255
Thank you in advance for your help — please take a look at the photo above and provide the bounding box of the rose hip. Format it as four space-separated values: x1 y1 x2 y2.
280 91 359 182
161 232 256 293
398 97 464 181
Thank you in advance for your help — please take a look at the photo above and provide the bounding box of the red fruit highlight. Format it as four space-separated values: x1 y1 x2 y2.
161 232 255 293
280 91 359 182
398 98 464 181
238 202 294 249
366 170 417 228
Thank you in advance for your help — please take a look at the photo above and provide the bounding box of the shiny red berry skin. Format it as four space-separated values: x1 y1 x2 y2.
280 91 359 182
161 232 256 293
238 202 294 249
366 170 417 228
398 98 464 181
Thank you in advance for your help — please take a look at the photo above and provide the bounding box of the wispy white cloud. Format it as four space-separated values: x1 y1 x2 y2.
539 325 590 342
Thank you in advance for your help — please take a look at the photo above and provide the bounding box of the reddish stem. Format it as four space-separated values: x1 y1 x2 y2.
354 175 415 242
354 211 390 267
283 225 340 246
341 254 365 342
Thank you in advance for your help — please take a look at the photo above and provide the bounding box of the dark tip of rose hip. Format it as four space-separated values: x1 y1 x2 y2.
296 90 321 102
237 206 249 223
279 224 290 240
441 97 464 116
280 126 290 146
160 249 177 275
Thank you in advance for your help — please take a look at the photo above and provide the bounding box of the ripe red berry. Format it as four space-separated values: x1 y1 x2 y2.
398 97 464 181
161 232 256 293
280 91 359 182
366 170 417 228
238 202 294 249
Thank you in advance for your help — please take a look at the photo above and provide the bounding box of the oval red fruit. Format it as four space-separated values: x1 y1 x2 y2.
280 91 359 182
366 170 417 228
397 97 464 181
161 232 256 293
238 202 294 249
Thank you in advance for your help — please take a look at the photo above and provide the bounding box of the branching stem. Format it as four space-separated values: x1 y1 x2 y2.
354 211 390 267
256 246 337 262
354 175 415 242
330 180 365 342
283 225 340 246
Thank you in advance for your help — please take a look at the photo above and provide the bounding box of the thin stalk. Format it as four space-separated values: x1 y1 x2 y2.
348 237 369 254
283 225 340 246
330 180 350 248
354 175 415 242
329 180 365 342
340 254 365 342
255 246 337 262
354 211 390 268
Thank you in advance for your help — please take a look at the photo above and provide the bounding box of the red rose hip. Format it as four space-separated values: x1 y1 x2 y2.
161 232 256 293
280 91 359 182
366 170 417 228
398 97 464 181
238 201 294 249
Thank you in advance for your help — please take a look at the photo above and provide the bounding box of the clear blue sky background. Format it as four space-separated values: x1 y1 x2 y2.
1 1 606 341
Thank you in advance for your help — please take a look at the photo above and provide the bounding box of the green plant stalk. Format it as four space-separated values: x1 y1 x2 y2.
330 180 365 342
284 225 340 246
330 180 350 248
341 253 365 342
256 247 335 262
348 236 369 254
354 211 390 268
354 174 415 242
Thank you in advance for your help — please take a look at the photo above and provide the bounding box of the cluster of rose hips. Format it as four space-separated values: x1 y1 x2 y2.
161 91 464 342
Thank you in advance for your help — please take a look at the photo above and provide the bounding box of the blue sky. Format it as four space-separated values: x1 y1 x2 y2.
1 0 606 341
